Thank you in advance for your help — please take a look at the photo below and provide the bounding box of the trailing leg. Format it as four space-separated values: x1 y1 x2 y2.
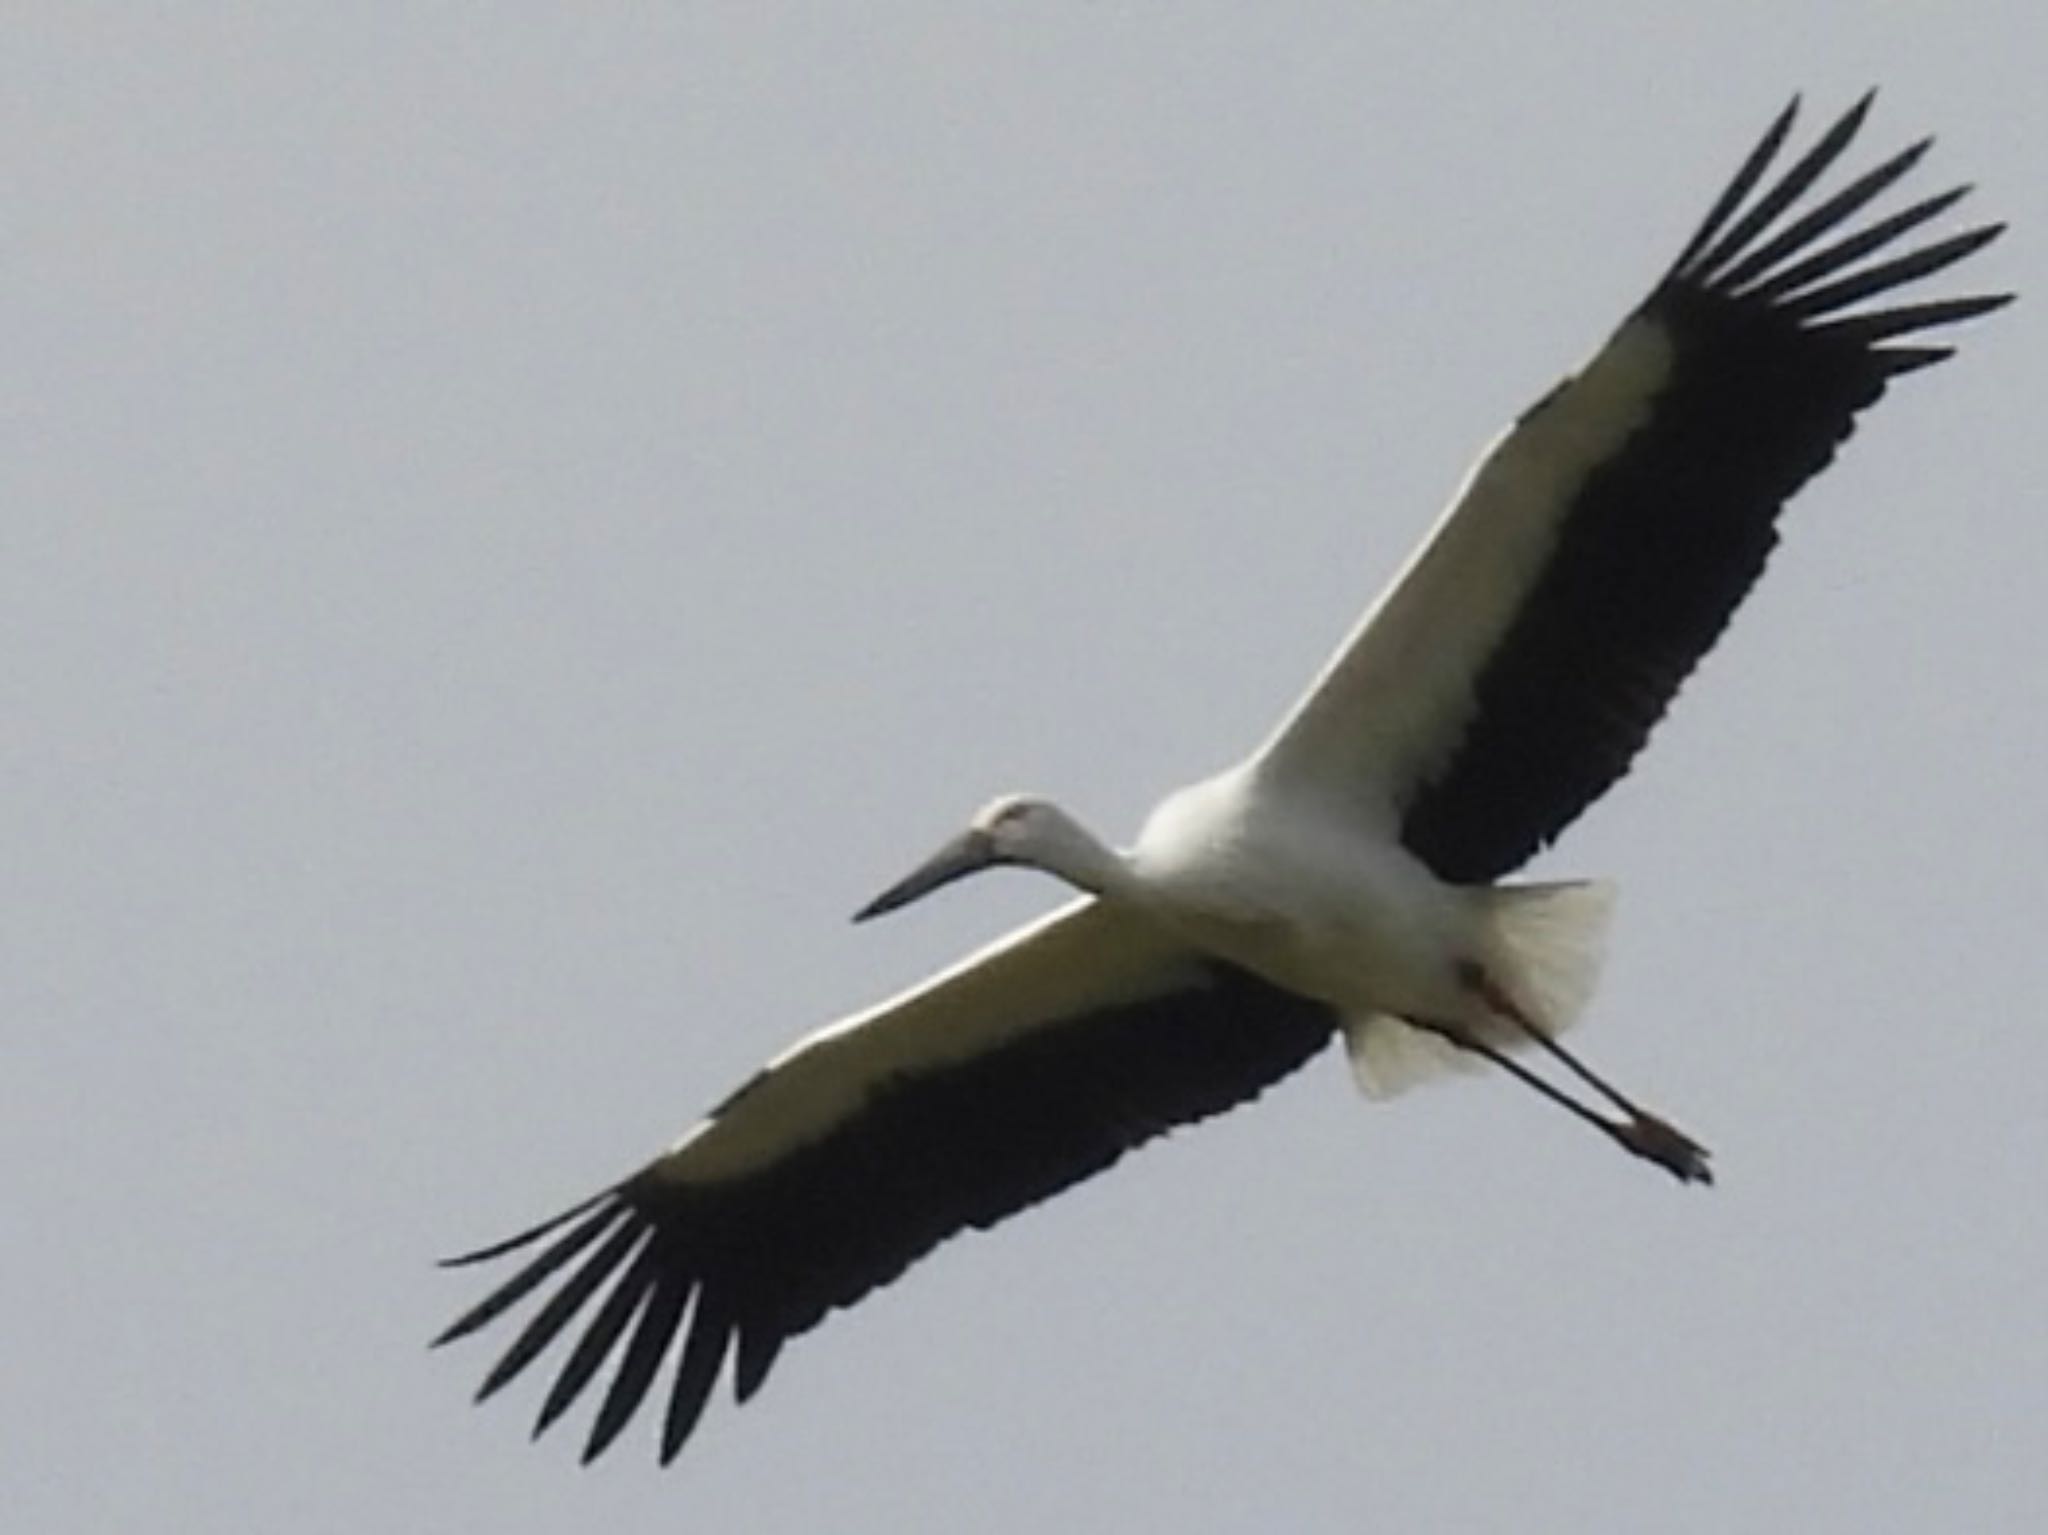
1405 1014 1712 1185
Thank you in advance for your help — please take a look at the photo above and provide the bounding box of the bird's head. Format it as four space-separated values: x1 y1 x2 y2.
853 794 1116 922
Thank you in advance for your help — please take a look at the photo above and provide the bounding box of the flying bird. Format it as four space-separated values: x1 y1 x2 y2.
436 95 2008 1465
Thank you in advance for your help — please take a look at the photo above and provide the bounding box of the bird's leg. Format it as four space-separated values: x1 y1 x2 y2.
1452 961 1712 1184
1408 1008 1712 1186
1452 960 1643 1115
1404 1017 1632 1143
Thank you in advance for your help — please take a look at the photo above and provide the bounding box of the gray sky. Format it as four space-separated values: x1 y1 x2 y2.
8 6 2044 1530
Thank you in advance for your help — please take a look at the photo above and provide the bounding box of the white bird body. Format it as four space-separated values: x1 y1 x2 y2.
1130 765 1488 1028
436 95 2009 1467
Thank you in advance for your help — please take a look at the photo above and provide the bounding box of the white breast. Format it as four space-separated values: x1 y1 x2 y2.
1131 765 1476 1020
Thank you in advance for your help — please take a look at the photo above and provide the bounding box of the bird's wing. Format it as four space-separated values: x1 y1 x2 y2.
1253 94 2010 884
434 897 1336 1464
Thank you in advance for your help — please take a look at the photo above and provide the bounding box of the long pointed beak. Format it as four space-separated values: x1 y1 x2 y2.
852 828 1000 923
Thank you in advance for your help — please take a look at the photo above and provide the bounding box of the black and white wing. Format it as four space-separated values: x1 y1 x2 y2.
435 899 1335 1464
1256 94 2010 883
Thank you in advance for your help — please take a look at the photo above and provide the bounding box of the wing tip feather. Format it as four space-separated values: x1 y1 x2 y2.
1656 92 2008 352
438 1189 615 1269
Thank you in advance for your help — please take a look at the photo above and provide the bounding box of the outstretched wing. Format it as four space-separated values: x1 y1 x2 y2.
1256 94 2009 883
434 899 1336 1464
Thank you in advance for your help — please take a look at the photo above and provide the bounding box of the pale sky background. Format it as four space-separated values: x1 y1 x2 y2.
8 6 2044 1531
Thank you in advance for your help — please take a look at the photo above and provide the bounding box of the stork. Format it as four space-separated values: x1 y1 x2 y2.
435 95 2009 1465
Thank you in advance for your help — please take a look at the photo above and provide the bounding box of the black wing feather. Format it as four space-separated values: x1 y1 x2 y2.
1716 137 1928 291
583 1266 691 1462
473 1219 643 1403
1689 91 1873 281
661 1288 733 1463
1666 96 1799 276
436 965 1335 1463
433 1200 623 1348
535 1242 660 1439
1400 96 2009 884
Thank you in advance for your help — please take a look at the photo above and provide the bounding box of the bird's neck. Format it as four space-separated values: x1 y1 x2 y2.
1038 826 1137 903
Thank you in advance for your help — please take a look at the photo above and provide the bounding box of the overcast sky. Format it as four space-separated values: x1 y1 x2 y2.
8 5 2044 1531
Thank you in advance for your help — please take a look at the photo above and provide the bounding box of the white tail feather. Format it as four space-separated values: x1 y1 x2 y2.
1343 879 1618 1100
1344 1011 1485 1100
1483 878 1617 1035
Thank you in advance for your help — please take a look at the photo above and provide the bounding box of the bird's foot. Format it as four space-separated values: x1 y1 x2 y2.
1612 1111 1713 1186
